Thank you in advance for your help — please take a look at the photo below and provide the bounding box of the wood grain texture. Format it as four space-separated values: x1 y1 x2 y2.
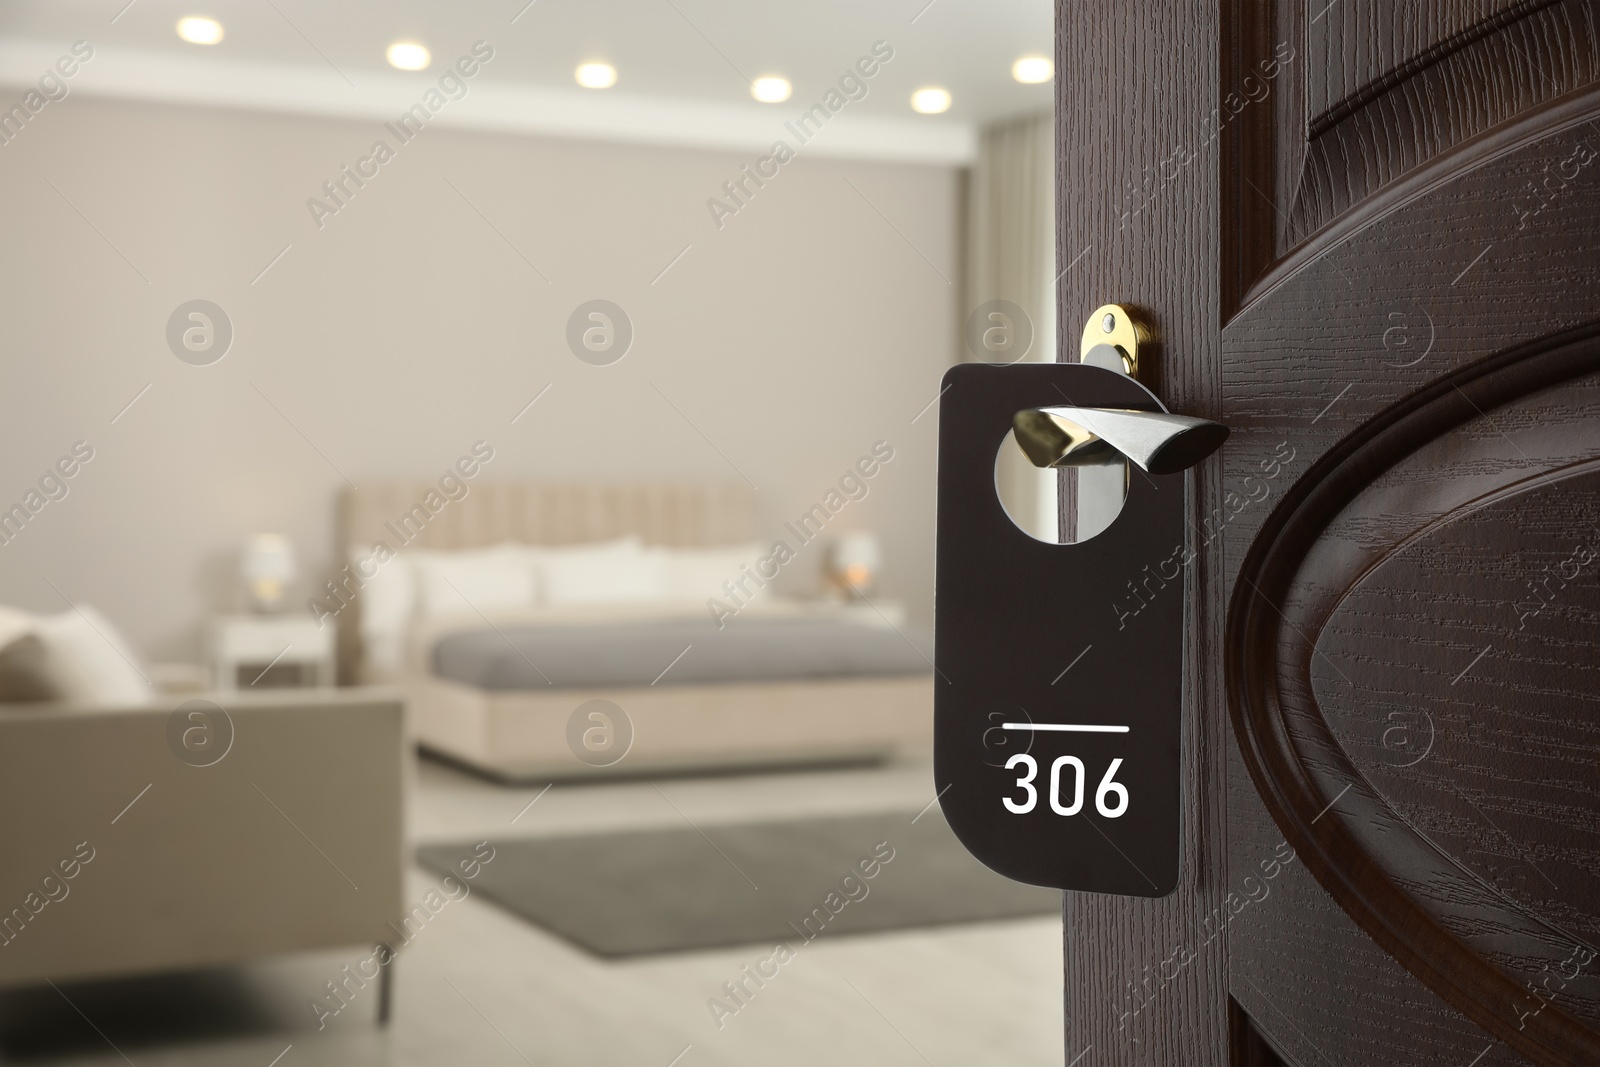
1219 14 1600 1062
1228 0 1600 303
1306 0 1558 130
1291 0 1600 242
1228 330 1600 1065
1056 2 1229 1063
1220 0 1283 319
1061 2 1600 1062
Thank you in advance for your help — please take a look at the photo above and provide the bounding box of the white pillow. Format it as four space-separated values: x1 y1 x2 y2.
33 606 154 705
0 606 34 652
537 537 667 605
411 545 538 618
352 545 415 633
659 543 768 602
349 548 416 677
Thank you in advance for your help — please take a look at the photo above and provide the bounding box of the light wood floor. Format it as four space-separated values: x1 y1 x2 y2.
4 750 1064 1066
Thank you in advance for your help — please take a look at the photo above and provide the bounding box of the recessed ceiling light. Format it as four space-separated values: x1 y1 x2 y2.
576 62 618 89
176 16 224 45
910 87 951 114
751 76 792 103
1012 55 1053 84
386 41 431 71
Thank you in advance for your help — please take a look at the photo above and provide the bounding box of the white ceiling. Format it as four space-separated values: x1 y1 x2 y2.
0 0 1054 162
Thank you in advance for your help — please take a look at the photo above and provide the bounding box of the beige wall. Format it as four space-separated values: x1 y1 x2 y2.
0 96 959 662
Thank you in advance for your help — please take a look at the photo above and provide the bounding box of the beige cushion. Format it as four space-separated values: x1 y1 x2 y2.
0 607 48 702
0 605 153 706
0 633 54 702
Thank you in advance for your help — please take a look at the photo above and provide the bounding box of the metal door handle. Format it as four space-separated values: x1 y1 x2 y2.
1010 303 1228 476
1012 405 1227 475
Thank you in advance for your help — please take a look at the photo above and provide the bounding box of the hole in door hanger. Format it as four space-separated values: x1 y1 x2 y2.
993 428 1128 544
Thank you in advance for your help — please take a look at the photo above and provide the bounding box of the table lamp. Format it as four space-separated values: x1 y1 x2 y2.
827 532 881 600
242 534 297 613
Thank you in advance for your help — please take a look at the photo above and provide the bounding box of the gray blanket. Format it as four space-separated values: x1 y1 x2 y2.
431 613 933 691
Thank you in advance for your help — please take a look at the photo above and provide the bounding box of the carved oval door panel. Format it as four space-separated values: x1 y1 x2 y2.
1216 1 1600 1063
1229 332 1600 1063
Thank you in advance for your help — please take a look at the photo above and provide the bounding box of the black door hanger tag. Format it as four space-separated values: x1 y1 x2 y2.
933 360 1193 897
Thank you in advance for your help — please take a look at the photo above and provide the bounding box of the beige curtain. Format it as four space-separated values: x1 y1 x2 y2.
967 110 1058 540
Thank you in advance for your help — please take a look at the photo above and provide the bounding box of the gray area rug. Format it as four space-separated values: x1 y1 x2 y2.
416 809 1060 957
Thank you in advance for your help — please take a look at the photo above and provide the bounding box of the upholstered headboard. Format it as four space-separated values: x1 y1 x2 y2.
333 482 756 680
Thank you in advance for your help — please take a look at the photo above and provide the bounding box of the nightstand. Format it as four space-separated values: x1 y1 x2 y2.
210 614 335 691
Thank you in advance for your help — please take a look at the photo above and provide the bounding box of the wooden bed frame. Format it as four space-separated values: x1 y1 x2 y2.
338 482 931 780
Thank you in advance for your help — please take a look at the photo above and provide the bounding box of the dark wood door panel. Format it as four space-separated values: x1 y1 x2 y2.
1229 330 1600 1064
1061 1 1600 1062
1226 92 1600 439
1221 343 1600 1067
1317 462 1600 949
1294 0 1600 245
1221 7 1600 1058
1226 0 1600 303
1225 747 1515 1067
1307 0 1549 122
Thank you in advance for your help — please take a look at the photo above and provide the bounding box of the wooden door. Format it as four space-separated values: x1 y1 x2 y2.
1056 2 1600 1063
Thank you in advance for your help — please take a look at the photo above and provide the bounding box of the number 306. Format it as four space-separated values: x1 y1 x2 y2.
1003 754 1128 818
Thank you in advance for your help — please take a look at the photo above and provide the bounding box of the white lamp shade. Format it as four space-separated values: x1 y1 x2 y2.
829 532 882 574
242 534 297 583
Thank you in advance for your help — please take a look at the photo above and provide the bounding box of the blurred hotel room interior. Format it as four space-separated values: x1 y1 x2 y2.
0 2 1063 1063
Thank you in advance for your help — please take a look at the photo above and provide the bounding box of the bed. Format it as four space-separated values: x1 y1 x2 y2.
337 483 932 780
